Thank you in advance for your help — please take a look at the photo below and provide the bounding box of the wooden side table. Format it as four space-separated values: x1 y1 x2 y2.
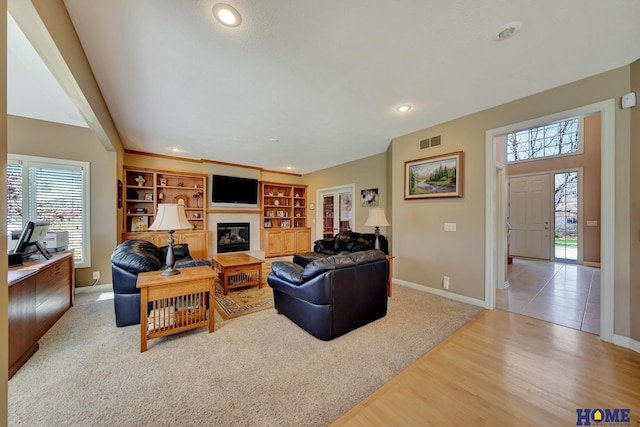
136 266 216 352
387 255 395 297
211 253 265 295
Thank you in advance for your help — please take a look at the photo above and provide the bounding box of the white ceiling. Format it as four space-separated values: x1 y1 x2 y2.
9 1 640 174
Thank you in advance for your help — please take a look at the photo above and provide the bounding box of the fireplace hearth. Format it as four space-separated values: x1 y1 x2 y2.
217 222 250 253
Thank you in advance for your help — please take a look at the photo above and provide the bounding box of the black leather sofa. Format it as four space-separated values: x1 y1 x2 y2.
293 231 388 267
267 250 388 340
110 239 212 327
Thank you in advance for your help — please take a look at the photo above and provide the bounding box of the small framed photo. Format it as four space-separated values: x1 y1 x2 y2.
131 216 149 232
264 219 272 228
361 188 379 207
144 193 153 201
159 177 167 186
281 220 291 228
405 151 463 199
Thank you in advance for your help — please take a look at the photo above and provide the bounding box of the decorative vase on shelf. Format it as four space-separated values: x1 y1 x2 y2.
274 200 280 206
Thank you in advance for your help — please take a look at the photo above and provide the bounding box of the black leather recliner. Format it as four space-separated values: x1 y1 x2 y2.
110 239 212 327
293 231 389 267
267 250 388 340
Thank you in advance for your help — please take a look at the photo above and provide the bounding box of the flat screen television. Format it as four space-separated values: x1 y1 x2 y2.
211 175 259 206
9 220 51 260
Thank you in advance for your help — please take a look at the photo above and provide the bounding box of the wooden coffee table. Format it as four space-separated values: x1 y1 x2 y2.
211 253 265 295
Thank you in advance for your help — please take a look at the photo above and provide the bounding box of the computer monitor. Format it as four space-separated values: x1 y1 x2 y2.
10 220 51 260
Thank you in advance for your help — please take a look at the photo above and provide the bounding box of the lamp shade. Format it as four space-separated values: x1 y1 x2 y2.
364 208 390 227
148 204 194 231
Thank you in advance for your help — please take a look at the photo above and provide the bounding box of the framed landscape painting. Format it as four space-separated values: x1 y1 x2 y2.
405 151 463 199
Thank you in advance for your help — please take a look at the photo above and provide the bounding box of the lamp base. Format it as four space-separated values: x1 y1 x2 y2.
160 266 180 276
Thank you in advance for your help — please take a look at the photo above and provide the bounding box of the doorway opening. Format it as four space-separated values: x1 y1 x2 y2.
485 99 615 342
316 185 355 239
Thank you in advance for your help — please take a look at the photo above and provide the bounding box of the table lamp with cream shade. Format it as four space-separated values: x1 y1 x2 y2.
148 203 194 276
364 207 390 250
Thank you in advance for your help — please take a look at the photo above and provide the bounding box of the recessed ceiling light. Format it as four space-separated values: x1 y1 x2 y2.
171 148 182 152
396 105 412 113
212 3 241 27
282 165 295 170
493 21 522 41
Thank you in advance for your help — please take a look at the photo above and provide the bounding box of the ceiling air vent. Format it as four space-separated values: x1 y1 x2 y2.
420 135 442 150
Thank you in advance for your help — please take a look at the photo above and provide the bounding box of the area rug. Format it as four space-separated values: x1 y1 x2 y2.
214 262 274 319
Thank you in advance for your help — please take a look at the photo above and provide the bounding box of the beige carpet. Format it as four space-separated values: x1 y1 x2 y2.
8 283 483 427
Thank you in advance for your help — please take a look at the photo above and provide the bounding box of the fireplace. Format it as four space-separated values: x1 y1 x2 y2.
217 222 250 253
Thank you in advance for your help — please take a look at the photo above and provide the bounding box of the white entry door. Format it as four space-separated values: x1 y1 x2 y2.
509 174 551 259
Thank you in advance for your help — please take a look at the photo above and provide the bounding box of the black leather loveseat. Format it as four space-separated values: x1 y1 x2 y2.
293 231 388 267
267 250 389 340
111 239 212 327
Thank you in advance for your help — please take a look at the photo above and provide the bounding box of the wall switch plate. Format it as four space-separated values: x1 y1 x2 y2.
93 271 100 280
586 220 598 227
443 276 450 290
444 223 457 232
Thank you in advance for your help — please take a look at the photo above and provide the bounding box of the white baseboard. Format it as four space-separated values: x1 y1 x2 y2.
75 283 112 293
393 279 485 308
583 261 601 268
613 334 640 354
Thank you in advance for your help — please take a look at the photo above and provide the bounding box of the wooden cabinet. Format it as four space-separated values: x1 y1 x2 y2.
295 228 311 252
122 167 208 257
8 252 74 378
261 181 310 257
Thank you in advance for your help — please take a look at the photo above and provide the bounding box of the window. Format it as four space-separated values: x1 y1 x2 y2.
507 118 580 163
7 154 91 267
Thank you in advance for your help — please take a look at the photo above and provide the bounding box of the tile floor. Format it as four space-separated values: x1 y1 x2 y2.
496 257 600 334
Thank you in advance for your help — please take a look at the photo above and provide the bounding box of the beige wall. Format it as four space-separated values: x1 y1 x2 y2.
630 59 640 343
507 114 601 264
302 152 389 242
8 116 118 287
391 66 633 337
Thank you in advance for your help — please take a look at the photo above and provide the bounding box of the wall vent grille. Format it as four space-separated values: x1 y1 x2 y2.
420 135 442 149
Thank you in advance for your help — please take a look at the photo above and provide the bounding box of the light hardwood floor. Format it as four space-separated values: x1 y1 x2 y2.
331 309 640 426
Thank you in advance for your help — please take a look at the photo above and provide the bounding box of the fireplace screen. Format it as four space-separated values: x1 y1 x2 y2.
217 222 250 253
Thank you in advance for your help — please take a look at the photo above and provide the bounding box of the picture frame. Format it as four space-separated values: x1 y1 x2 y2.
405 151 463 199
281 220 291 228
131 216 149 232
144 193 153 201
264 219 272 228
361 188 379 207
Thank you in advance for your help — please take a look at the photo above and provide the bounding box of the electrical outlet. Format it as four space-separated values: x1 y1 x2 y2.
92 271 100 280
443 276 450 290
